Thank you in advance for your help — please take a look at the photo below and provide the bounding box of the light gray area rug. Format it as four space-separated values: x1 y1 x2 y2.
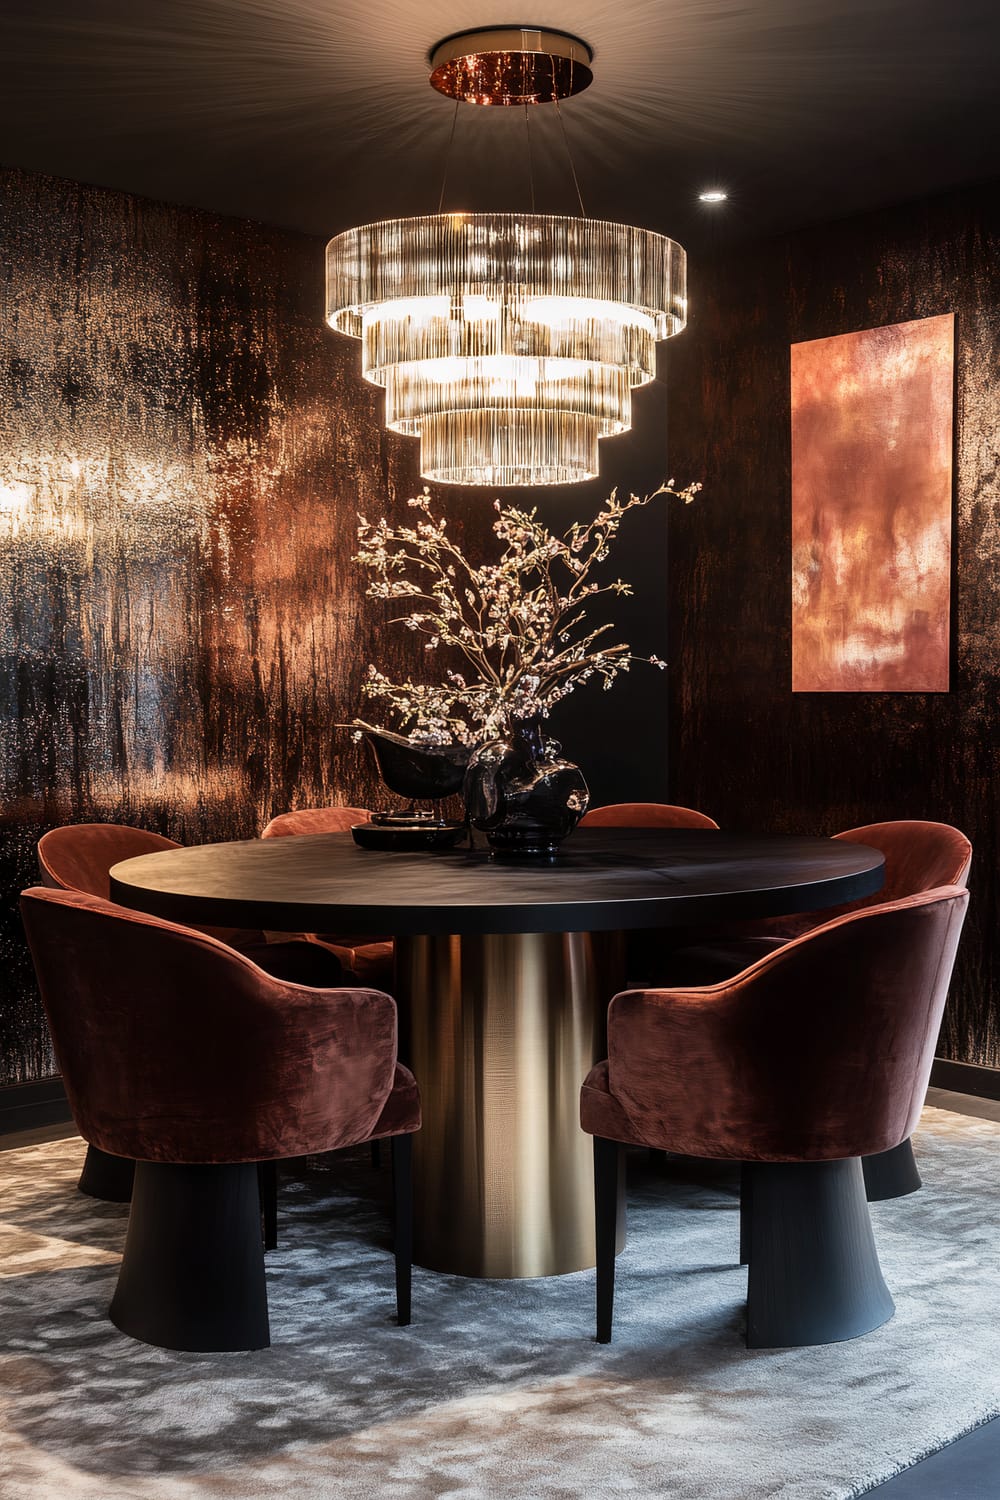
1 1106 998 1500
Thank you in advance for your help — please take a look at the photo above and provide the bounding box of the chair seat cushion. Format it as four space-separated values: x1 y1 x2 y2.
312 939 394 989
370 1063 421 1139
580 1060 650 1148
344 941 395 989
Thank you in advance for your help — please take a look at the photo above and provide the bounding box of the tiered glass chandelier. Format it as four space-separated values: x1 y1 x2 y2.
325 29 687 487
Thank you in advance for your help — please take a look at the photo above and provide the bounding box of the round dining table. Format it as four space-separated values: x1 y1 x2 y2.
110 827 884 1280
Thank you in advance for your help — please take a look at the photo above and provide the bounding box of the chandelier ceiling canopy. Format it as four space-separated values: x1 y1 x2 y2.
325 27 687 487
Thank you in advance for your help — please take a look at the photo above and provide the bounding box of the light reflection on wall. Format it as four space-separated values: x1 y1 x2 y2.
0 164 446 1084
0 164 662 1084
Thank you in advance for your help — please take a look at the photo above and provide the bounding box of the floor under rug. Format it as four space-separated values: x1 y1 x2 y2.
1 1105 998 1500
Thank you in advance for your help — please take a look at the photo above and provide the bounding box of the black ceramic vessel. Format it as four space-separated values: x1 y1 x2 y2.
463 717 590 858
362 726 471 802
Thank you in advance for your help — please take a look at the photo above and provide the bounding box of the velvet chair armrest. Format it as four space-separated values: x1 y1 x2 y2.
606 885 968 1163
20 886 405 1165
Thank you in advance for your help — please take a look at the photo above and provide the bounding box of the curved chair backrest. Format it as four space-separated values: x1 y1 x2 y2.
580 802 719 830
38 823 181 899
749 818 972 942
261 806 372 838
20 886 400 1165
835 820 972 902
608 884 969 1164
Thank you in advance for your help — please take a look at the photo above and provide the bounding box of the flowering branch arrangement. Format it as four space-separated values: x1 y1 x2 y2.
352 480 701 747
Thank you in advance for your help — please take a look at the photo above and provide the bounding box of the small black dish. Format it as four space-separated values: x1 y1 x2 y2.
351 820 467 852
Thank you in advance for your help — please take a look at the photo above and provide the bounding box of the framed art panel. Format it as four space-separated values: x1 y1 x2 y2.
791 313 954 692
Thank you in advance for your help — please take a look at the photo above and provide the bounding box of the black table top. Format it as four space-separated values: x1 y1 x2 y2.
109 828 885 937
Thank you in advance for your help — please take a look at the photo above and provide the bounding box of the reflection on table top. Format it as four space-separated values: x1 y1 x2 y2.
110 828 885 937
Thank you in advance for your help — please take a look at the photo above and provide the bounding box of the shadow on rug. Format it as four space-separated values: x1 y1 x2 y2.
1 1105 998 1499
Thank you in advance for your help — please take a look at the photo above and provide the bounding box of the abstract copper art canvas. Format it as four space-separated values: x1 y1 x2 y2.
791 314 954 692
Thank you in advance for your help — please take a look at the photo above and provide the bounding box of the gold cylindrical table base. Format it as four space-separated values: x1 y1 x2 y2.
395 930 624 1278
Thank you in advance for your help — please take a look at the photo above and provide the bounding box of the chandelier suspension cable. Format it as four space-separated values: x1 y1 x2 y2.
523 104 536 213
437 100 460 214
553 96 586 218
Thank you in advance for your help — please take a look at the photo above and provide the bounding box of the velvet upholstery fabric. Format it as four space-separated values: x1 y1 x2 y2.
755 821 972 940
582 885 968 1162
261 806 394 987
664 820 973 983
38 823 182 900
580 803 720 830
37 822 347 985
261 807 373 839
370 1063 422 1139
20 886 419 1164
38 821 260 948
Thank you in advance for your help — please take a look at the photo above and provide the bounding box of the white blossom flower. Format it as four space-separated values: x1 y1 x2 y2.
352 479 700 745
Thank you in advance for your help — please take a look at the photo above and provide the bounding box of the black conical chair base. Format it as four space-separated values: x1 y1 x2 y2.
110 1161 269 1352
744 1158 894 1349
863 1138 921 1201
78 1144 136 1202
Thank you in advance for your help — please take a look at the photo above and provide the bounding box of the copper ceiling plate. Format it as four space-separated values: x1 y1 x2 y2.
429 27 593 106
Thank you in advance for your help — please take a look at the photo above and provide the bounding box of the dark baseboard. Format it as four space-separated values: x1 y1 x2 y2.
930 1057 1000 1101
0 1077 72 1135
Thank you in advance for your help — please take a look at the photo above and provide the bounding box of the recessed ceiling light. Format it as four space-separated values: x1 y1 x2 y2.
698 189 728 204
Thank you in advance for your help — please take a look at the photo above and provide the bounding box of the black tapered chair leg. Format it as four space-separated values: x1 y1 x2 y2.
745 1158 894 1349
257 1160 278 1251
594 1137 622 1344
739 1160 753 1266
371 1138 382 1169
390 1134 413 1327
862 1138 921 1201
110 1161 269 1352
78 1144 136 1202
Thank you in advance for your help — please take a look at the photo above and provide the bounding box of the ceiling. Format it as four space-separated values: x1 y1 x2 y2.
2 0 999 249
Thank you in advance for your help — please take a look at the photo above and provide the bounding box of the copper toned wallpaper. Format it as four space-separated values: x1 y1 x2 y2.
0 166 438 1085
791 315 954 693
667 180 1000 1070
0 166 670 1088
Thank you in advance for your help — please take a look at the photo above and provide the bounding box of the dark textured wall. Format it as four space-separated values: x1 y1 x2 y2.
0 166 433 1082
0 166 671 1086
666 180 1000 1068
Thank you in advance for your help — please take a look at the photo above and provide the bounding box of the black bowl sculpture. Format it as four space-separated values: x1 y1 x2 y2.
362 726 472 802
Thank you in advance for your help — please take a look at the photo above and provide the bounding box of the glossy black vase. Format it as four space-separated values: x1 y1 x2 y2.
362 726 471 801
463 718 590 858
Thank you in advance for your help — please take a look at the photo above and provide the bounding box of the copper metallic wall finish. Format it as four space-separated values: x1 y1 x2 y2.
666 179 1000 1069
791 315 954 693
0 165 448 1085
0 166 671 1087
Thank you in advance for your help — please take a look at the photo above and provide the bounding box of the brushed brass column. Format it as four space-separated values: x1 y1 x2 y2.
395 930 624 1278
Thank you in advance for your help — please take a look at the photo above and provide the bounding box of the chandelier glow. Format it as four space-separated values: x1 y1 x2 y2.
324 32 688 486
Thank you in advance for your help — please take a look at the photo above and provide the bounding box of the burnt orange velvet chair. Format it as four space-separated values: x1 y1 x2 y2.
581 802 720 830
663 820 973 1201
37 821 350 1202
20 885 419 1353
582 884 968 1349
261 806 394 987
580 803 720 993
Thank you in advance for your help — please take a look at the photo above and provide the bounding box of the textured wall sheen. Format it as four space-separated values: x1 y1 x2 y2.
0 166 439 1084
667 180 1000 1067
0 166 671 1086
